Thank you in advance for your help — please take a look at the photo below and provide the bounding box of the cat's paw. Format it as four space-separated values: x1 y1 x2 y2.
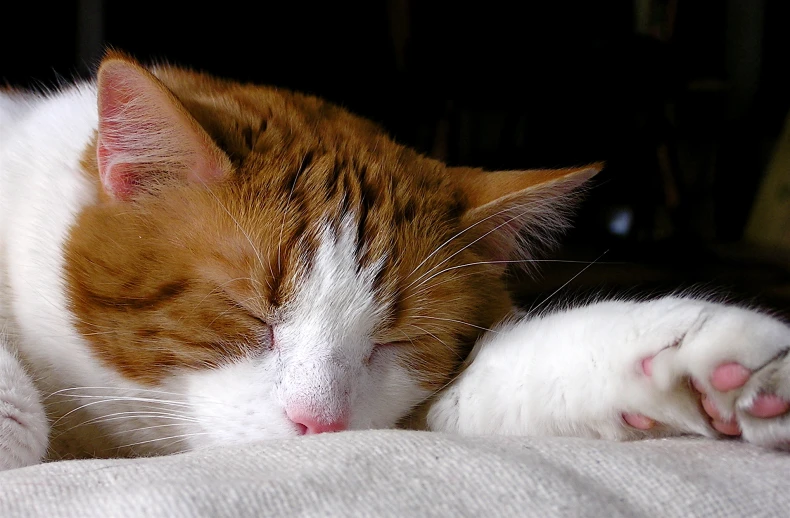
691 359 790 448
0 411 48 470
646 304 790 449
0 349 49 470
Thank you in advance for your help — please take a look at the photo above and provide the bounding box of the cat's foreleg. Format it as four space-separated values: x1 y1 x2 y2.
427 297 790 448
0 340 48 470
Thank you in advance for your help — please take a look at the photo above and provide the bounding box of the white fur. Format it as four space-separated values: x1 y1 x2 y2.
428 297 790 449
0 345 48 470
2 85 108 466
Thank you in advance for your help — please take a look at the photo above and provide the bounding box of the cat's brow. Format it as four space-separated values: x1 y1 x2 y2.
278 152 311 275
198 180 274 291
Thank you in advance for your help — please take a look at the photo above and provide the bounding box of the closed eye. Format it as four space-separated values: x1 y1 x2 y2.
265 323 275 350
242 312 273 350
366 342 391 365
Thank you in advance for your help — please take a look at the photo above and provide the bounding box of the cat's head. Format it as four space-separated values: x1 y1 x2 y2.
64 52 600 448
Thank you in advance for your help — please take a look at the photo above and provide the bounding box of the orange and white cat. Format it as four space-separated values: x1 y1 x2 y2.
1 52 788 470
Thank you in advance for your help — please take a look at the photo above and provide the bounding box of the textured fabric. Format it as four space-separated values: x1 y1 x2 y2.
0 430 787 517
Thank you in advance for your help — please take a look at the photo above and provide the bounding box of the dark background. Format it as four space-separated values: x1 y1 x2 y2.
3 0 790 314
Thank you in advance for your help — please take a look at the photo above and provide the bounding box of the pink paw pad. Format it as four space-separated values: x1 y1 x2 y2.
748 394 790 418
710 363 751 392
701 395 741 435
712 419 741 436
623 413 655 430
641 356 653 377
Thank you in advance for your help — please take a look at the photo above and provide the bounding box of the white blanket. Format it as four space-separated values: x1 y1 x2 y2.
0 431 787 517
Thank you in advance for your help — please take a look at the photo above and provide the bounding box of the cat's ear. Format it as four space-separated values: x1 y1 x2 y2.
455 163 602 260
95 52 232 200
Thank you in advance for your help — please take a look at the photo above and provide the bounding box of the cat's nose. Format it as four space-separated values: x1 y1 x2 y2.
286 408 348 435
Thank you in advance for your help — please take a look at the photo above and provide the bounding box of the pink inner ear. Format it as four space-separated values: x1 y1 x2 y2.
97 73 139 198
96 59 228 200
96 153 139 200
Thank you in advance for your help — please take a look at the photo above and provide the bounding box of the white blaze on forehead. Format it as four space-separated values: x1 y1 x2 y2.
279 216 385 349
275 216 386 420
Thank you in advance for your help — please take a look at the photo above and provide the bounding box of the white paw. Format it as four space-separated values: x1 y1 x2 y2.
648 303 790 449
0 348 48 470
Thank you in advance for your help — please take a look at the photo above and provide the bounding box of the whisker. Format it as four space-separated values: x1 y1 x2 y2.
398 329 416 348
51 394 193 408
404 203 524 283
526 249 609 318
57 411 198 435
157 434 205 452
403 203 552 296
46 386 218 402
89 423 198 446
408 258 609 298
73 411 197 427
412 315 499 334
408 324 464 362
99 422 195 438
115 432 211 450
421 368 467 404
50 399 168 427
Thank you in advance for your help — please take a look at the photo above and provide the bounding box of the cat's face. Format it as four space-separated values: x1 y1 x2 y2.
62 53 599 450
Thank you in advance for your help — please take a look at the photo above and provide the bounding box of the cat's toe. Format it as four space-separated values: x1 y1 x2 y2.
0 349 49 470
710 362 751 392
622 413 656 430
732 351 790 449
746 393 790 418
698 393 740 436
0 412 48 470
712 419 741 436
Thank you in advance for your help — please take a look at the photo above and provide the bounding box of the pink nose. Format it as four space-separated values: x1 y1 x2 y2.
286 409 348 435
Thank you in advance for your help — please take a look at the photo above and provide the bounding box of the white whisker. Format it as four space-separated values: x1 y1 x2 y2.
100 422 195 438
408 324 464 362
116 432 210 450
526 249 609 317
403 202 554 296
51 394 192 408
46 386 217 402
408 258 605 297
57 410 198 436
413 315 499 334
404 203 523 283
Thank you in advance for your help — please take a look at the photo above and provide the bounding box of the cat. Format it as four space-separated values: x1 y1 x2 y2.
1 51 788 471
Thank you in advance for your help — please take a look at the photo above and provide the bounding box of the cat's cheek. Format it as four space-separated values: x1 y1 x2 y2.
359 349 433 429
170 357 300 447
